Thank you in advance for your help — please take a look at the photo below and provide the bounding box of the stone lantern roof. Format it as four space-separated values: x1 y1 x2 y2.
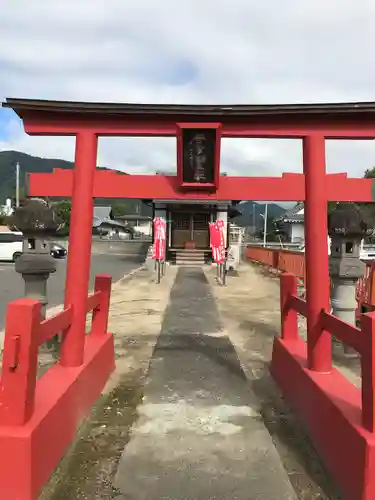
8 197 64 236
328 203 373 238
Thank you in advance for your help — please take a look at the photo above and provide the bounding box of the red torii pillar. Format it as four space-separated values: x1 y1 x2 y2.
303 134 331 372
61 131 98 367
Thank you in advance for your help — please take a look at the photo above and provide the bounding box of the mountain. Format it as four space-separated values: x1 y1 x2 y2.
0 150 71 202
233 201 285 227
0 150 122 201
0 150 153 214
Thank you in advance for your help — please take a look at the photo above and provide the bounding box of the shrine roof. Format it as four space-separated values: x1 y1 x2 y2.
4 97 375 121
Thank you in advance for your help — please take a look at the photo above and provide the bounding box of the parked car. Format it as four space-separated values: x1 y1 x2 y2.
0 231 23 262
298 237 373 260
103 228 133 240
48 242 67 259
0 232 67 262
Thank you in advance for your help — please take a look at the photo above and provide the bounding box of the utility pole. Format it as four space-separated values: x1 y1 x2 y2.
263 203 268 247
16 162 20 207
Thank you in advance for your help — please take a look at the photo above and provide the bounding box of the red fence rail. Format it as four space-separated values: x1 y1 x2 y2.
0 274 112 427
246 245 305 279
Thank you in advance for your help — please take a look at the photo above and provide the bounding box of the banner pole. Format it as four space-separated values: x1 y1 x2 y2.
157 259 161 284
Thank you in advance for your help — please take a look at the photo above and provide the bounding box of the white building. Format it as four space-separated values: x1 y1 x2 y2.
277 203 305 243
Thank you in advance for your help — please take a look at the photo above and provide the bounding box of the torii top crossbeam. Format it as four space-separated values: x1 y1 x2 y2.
5 97 375 138
3 97 375 202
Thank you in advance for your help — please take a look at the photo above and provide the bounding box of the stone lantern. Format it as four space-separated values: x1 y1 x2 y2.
8 198 64 323
328 203 372 356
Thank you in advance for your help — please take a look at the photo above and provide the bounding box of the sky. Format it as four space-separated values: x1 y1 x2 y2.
1 0 375 185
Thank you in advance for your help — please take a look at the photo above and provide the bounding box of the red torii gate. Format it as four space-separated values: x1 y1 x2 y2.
4 98 375 499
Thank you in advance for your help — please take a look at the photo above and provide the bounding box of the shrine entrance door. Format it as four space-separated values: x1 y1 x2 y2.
171 210 210 249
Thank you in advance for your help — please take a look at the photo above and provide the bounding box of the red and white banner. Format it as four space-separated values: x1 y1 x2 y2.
209 220 226 263
152 217 166 260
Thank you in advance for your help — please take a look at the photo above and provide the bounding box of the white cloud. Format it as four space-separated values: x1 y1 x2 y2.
1 0 375 189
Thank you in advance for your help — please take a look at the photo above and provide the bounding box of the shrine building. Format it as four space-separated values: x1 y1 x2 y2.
150 198 240 263
148 170 242 263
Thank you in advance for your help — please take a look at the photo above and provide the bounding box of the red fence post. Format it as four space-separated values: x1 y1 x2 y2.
0 299 41 425
280 273 298 341
91 275 112 336
361 311 375 432
274 250 280 270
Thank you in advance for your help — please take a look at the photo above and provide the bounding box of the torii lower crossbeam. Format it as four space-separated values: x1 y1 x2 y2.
28 168 375 202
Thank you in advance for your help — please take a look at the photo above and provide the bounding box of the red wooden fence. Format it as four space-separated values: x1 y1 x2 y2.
273 272 375 500
280 272 375 432
0 274 115 500
249 246 375 499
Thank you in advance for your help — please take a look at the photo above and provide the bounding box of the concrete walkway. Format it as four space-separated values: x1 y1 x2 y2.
114 267 297 499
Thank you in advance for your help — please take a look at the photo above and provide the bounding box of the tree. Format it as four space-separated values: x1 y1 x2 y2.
111 202 132 218
52 200 72 236
327 167 375 238
257 215 287 242
356 167 375 225
328 201 339 214
364 167 375 178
